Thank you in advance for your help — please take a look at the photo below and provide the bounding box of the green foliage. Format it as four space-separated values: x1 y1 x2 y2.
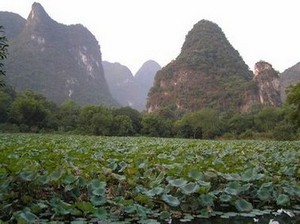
78 105 113 135
113 107 142 135
53 100 81 132
9 89 56 131
0 87 296 140
286 83 300 128
111 115 133 136
147 20 256 114
174 109 224 139
0 86 15 123
141 113 172 137
0 134 299 222
0 26 8 87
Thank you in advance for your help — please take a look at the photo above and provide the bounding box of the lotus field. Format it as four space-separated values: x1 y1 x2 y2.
0 133 299 223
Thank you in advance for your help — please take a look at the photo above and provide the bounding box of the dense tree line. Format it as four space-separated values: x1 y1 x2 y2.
0 86 299 140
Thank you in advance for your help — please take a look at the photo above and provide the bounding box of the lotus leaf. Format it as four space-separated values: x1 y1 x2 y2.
257 188 271 201
188 169 203 180
276 194 290 206
219 194 231 202
168 178 187 187
180 182 200 195
19 170 35 181
199 194 214 207
162 194 180 207
235 199 253 212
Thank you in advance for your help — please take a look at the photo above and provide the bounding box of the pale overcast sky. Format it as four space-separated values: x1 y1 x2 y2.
1 0 299 74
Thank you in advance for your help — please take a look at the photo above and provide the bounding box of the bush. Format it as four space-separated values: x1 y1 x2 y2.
0 123 19 133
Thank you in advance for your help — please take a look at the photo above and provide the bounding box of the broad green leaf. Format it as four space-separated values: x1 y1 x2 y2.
112 173 126 181
36 174 50 185
224 182 241 196
63 175 78 185
199 194 214 207
50 197 73 215
180 182 200 195
188 170 203 180
293 186 300 197
49 169 64 182
257 188 271 201
235 199 253 212
159 211 170 220
15 210 38 223
19 170 35 181
90 195 106 206
89 179 106 189
146 187 164 197
93 208 107 218
92 188 106 196
222 173 241 181
162 194 180 207
75 201 95 214
276 194 290 206
219 194 232 202
168 178 187 187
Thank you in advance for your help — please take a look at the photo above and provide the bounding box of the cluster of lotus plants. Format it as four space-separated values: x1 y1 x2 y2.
0 134 299 223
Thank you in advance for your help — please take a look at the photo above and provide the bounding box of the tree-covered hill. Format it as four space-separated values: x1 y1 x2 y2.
147 20 261 114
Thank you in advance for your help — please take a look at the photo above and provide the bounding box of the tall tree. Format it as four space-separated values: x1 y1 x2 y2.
0 26 8 87
9 89 56 131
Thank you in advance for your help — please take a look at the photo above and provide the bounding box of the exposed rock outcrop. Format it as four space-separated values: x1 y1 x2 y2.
147 20 260 114
253 61 281 107
3 2 117 106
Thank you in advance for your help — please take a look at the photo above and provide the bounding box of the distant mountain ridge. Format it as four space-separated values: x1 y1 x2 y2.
280 62 300 101
3 2 117 106
135 60 161 105
0 11 26 40
103 60 160 111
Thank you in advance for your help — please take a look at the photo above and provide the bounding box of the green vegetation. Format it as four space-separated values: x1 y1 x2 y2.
286 83 300 127
147 20 258 114
0 26 8 87
0 134 299 223
0 87 299 140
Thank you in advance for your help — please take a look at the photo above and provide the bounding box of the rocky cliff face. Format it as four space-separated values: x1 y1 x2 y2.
253 61 281 107
3 3 117 106
147 20 261 114
280 62 300 101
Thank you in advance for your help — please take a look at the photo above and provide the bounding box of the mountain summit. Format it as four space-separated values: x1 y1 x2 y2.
147 20 260 113
4 3 117 106
27 2 53 26
135 60 161 101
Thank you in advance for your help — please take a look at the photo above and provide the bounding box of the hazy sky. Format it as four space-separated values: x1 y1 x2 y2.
1 0 299 74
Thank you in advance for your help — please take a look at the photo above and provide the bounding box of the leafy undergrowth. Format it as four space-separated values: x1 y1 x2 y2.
0 133 299 223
